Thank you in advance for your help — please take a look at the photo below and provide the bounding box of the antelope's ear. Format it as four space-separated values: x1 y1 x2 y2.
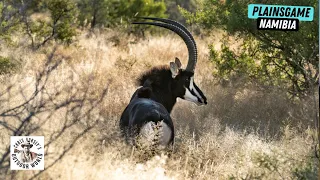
175 57 182 69
170 62 179 78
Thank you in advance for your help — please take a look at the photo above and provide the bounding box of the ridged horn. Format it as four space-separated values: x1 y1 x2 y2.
136 17 197 51
132 18 197 72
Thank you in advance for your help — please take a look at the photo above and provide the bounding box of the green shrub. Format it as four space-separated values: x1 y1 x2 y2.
181 0 319 97
77 0 167 29
0 56 16 74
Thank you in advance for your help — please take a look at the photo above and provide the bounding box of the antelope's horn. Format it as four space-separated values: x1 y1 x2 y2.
133 18 197 72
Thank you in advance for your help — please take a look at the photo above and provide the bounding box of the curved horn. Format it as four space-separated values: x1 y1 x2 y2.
132 19 197 72
136 17 197 50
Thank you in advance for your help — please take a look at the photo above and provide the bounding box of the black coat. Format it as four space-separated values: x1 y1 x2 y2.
119 87 174 146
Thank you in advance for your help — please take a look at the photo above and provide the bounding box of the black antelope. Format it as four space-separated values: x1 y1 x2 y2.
119 17 207 150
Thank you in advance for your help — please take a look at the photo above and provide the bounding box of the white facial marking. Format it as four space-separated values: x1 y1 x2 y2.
189 77 194 89
189 77 203 100
183 76 203 105
183 87 199 104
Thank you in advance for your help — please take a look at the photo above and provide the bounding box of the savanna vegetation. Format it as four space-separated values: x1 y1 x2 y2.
0 0 318 179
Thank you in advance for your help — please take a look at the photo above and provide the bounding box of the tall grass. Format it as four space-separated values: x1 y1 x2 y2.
0 30 318 179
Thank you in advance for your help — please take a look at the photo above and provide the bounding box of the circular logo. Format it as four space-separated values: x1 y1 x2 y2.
10 136 44 170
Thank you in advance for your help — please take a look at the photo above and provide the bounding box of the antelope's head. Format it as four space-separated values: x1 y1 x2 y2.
169 57 207 105
133 17 207 106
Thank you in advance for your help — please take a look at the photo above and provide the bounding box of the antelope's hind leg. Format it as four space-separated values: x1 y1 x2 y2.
136 120 172 151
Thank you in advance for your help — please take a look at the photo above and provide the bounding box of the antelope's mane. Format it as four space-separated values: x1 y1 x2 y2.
137 65 172 87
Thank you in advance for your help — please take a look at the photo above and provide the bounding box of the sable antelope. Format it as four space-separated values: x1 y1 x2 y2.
119 17 207 149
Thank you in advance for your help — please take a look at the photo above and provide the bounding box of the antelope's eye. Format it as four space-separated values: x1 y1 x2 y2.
185 77 190 83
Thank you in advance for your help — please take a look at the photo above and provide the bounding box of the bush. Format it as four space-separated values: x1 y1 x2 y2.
181 0 319 97
0 56 16 74
0 0 78 48
28 0 78 48
77 0 167 29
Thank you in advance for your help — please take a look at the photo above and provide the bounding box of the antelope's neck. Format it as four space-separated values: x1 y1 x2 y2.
151 91 176 113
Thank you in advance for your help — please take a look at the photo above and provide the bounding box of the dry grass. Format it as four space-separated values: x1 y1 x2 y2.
0 30 318 179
